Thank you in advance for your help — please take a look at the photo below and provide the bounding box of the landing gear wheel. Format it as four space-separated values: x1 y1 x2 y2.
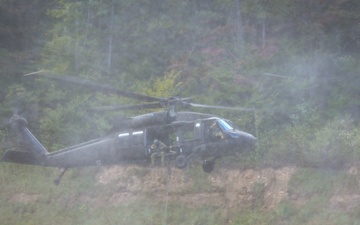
175 155 188 169
202 160 215 173
53 178 60 186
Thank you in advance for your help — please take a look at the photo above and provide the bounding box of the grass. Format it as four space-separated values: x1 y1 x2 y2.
288 168 359 198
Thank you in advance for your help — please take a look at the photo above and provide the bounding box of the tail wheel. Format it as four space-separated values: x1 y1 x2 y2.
175 155 188 169
202 160 215 173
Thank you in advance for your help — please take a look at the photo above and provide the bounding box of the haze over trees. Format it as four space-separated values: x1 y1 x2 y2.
1 0 360 167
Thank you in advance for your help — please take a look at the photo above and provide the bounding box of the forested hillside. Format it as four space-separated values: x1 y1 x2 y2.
1 0 360 166
1 1 360 224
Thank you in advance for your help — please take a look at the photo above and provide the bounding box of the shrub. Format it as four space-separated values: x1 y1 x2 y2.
263 118 360 168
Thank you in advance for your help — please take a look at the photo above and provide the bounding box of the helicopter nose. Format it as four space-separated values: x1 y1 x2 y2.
248 134 257 145
235 131 257 151
244 134 257 148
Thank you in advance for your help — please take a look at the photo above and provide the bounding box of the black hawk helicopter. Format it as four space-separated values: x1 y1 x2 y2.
1 72 257 185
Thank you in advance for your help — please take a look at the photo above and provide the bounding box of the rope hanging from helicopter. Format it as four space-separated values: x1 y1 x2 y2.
162 164 172 225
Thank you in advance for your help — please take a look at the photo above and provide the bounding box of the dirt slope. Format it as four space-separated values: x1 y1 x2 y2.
8 164 360 217
96 166 296 210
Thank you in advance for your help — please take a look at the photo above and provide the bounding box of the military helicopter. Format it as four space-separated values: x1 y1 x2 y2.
1 72 257 185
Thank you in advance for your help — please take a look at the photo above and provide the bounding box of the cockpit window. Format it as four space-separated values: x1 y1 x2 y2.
225 120 241 131
217 119 234 131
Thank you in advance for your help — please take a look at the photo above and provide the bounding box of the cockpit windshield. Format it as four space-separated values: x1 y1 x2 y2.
217 119 234 131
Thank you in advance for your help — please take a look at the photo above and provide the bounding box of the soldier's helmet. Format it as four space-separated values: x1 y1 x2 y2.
153 139 159 146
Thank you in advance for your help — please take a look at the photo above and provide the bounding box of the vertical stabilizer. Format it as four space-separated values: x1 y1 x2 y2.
10 115 48 158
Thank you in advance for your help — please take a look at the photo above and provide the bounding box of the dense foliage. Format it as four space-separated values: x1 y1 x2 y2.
1 0 360 166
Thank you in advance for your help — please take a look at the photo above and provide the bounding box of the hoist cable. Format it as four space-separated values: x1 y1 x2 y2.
162 165 172 225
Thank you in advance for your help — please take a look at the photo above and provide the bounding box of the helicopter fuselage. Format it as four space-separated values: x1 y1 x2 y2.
2 114 257 170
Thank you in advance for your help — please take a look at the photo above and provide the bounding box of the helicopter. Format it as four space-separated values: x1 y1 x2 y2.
1 72 257 185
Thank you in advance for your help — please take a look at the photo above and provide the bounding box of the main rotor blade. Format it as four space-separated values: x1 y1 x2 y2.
186 103 255 111
25 71 163 103
90 102 162 112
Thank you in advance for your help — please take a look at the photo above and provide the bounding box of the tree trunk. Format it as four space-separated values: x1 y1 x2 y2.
107 0 115 75
235 0 244 54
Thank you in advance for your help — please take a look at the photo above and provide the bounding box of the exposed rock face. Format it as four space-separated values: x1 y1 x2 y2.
96 166 296 210
8 164 360 217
